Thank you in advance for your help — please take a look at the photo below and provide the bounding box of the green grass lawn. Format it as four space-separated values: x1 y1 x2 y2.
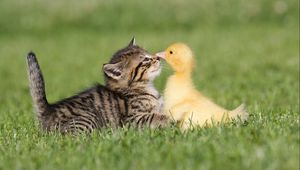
0 0 299 169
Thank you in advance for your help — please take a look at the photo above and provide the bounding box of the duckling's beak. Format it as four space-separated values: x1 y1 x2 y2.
155 52 166 60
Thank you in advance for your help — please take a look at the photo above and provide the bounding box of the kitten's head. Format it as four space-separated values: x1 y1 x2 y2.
103 38 161 90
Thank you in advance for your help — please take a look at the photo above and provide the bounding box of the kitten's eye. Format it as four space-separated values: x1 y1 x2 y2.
170 51 173 54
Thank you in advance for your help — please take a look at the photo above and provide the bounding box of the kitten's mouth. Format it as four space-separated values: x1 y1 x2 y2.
150 60 161 73
151 66 161 73
151 68 159 73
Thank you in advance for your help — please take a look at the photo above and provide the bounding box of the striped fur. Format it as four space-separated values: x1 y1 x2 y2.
27 52 48 118
26 40 170 134
104 41 169 129
27 53 126 133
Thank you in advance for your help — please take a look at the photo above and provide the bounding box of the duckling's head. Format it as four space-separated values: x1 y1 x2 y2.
156 43 194 73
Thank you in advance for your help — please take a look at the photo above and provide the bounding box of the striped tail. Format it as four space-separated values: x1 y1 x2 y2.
229 103 249 122
26 52 49 117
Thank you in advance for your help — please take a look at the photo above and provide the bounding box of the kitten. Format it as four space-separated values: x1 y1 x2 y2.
27 38 170 134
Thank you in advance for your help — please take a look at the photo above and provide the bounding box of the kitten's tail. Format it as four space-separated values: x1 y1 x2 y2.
26 52 49 117
229 103 248 122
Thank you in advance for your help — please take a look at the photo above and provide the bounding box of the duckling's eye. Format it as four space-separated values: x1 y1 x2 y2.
169 51 173 54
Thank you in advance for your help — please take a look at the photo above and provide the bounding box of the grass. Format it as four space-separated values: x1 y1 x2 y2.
0 0 299 169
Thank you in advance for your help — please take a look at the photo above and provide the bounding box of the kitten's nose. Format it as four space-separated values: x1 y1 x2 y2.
155 52 165 59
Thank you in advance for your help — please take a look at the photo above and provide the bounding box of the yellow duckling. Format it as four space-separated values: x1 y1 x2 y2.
156 43 248 129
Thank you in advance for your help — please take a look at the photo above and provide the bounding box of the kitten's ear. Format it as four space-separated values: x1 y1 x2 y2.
128 37 136 46
103 63 123 80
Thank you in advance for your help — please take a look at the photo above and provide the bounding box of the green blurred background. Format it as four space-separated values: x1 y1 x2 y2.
0 0 298 106
0 0 299 169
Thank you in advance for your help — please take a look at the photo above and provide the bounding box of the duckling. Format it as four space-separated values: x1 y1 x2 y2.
156 43 248 129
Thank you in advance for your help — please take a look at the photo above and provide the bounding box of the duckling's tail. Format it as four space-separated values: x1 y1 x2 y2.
229 104 248 122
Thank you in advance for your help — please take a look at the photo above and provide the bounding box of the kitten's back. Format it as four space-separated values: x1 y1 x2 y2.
26 52 126 133
47 85 126 132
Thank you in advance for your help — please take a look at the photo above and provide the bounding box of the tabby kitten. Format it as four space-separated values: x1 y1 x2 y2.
27 38 170 134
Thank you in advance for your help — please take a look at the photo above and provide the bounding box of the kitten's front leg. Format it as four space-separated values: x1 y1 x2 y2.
125 113 171 129
148 113 171 128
